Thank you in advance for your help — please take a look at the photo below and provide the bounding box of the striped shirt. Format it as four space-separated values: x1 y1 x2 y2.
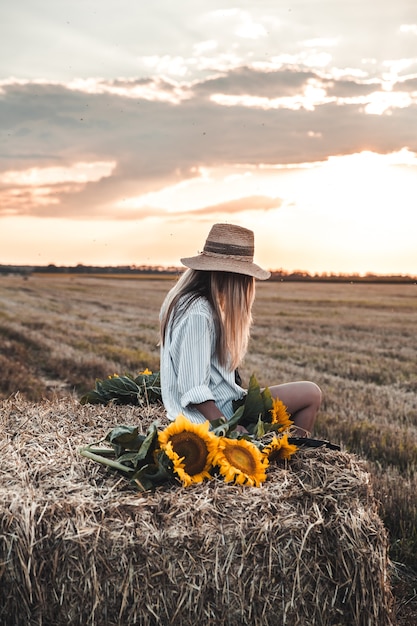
160 295 245 423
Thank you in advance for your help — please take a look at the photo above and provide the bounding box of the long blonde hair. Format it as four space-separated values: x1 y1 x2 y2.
160 269 255 370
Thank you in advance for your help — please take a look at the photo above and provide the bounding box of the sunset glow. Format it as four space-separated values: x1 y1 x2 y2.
1 2 417 275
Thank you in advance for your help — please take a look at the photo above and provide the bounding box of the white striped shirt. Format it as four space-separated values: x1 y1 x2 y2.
160 295 245 423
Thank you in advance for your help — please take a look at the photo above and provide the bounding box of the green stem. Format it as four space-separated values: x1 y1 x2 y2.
78 447 134 474
83 446 115 457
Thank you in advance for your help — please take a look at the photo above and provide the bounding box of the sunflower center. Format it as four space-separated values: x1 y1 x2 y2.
171 432 208 475
223 445 257 474
268 449 282 463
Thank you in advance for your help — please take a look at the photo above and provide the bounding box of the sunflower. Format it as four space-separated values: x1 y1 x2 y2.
158 414 217 486
211 437 268 487
162 441 201 487
270 397 293 431
263 434 298 462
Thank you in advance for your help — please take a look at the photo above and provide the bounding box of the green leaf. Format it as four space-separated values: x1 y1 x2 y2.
80 390 104 405
228 405 245 429
116 424 160 470
117 451 142 468
105 425 145 451
105 376 139 394
263 422 285 434
134 371 162 403
209 415 228 429
226 429 243 440
210 406 244 437
240 374 264 425
261 386 273 420
155 448 173 473
130 474 155 492
81 371 162 406
253 416 266 439
96 376 140 404
134 422 159 462
130 462 171 492
107 425 138 441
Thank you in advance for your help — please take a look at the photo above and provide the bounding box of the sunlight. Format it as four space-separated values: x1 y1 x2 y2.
114 150 417 227
2 151 416 275
0 161 116 186
110 149 417 274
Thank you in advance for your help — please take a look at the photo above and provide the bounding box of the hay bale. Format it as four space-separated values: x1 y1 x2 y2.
0 397 394 626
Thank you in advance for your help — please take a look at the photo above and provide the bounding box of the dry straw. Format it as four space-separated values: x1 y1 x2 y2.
0 396 394 626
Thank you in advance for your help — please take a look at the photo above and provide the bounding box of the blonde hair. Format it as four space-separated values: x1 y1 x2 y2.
160 269 255 370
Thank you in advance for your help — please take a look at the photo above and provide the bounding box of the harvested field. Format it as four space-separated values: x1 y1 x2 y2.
0 397 394 626
1 275 417 623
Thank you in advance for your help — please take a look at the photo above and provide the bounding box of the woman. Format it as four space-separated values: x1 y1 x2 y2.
159 223 321 437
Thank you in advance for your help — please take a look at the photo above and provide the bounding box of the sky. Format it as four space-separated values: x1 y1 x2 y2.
1 0 417 275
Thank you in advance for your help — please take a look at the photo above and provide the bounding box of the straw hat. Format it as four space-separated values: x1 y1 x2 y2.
181 223 271 280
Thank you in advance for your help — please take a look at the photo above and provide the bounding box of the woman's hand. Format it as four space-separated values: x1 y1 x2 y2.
190 399 225 422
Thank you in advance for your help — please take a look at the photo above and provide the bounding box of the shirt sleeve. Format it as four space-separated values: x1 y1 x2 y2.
174 311 215 408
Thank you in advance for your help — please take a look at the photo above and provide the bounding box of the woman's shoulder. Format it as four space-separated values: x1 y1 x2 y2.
167 295 214 336
180 294 212 317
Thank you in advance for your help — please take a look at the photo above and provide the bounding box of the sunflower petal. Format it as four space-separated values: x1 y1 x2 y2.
212 437 267 487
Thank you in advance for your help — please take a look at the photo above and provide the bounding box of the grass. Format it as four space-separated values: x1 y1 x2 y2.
1 274 417 619
249 281 417 583
0 274 165 398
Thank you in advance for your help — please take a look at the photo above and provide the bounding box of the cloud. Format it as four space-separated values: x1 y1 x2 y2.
1 65 416 220
0 160 116 216
324 78 379 97
193 67 317 98
394 76 417 91
97 195 283 222
190 195 283 215
0 161 115 185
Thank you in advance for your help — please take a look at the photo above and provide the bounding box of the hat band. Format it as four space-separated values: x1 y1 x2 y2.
200 250 253 263
204 241 254 258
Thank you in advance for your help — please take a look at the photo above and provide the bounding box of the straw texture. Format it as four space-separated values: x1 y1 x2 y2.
0 396 394 626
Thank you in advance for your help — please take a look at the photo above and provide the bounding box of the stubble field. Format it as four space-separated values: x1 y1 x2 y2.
1 273 416 619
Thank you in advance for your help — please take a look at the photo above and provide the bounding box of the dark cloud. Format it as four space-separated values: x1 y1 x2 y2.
324 79 379 97
192 66 383 99
394 76 417 92
0 67 415 219
109 77 182 95
111 78 157 87
192 66 317 98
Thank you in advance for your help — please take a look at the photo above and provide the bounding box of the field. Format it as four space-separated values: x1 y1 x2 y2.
1 274 417 620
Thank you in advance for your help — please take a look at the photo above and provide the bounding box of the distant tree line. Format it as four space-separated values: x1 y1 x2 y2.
269 270 417 283
0 264 180 277
0 264 416 283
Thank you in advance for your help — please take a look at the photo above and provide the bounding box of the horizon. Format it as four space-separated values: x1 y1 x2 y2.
1 261 416 280
1 1 417 275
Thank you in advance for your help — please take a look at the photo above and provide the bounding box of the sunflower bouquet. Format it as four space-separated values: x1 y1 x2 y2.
79 374 298 491
80 369 162 406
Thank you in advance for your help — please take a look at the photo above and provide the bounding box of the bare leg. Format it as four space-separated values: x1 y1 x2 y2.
268 381 322 437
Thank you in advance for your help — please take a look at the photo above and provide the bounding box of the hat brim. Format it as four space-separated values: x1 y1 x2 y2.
180 254 271 280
